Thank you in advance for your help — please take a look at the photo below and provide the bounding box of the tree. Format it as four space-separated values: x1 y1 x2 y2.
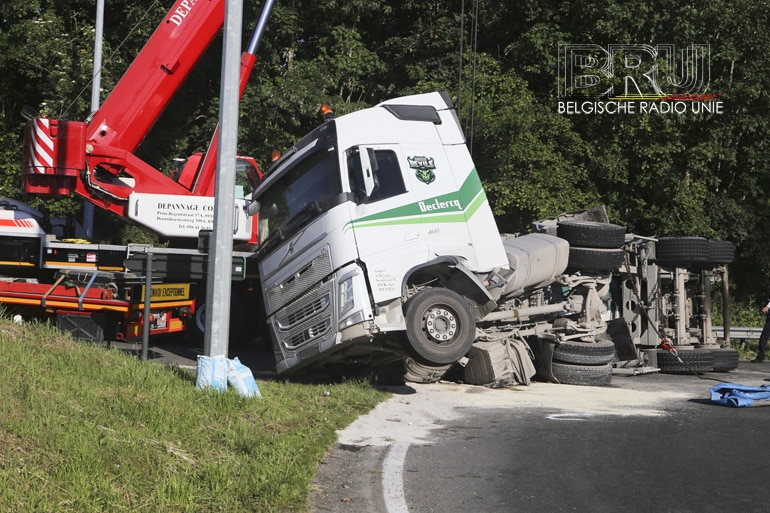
2 0 770 303
457 53 601 232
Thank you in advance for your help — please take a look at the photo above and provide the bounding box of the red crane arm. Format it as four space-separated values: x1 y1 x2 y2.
21 0 273 241
87 0 225 153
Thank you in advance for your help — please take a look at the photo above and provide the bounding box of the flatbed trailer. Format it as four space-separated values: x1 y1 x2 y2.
0 202 196 343
0 273 193 342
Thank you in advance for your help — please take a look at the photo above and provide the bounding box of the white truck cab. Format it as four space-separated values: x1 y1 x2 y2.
253 92 593 377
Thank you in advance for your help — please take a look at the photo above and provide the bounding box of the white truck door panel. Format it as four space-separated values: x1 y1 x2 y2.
347 145 430 303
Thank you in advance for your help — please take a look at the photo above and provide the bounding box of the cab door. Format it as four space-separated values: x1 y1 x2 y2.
346 145 429 303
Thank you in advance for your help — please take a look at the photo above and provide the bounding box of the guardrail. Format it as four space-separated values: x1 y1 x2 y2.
713 326 763 340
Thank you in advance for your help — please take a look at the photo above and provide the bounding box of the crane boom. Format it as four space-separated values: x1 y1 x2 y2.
89 0 226 152
21 0 273 241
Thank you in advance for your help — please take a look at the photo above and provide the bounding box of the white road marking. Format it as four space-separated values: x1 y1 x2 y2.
382 441 411 513
547 412 596 421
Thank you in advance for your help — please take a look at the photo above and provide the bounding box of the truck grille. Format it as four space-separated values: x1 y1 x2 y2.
277 295 330 330
273 279 336 350
285 319 332 348
266 247 332 314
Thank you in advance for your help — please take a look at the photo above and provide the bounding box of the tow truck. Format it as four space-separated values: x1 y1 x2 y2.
10 0 276 343
0 197 194 342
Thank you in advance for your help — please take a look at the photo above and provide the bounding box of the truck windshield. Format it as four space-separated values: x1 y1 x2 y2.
255 145 342 251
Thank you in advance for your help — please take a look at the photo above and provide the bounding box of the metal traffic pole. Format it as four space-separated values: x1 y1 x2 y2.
204 0 244 357
83 0 104 239
142 251 152 362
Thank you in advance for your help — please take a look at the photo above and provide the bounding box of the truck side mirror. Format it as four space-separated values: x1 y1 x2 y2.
245 200 260 217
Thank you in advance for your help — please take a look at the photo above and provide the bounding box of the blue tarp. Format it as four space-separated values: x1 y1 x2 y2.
710 382 770 407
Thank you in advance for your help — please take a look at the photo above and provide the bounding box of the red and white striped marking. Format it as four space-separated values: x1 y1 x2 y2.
26 118 54 172
0 218 38 229
0 213 44 236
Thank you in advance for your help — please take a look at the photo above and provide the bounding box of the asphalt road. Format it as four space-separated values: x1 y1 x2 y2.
109 337 279 379
308 362 770 513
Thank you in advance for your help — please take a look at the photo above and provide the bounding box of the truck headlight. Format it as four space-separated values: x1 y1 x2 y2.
339 276 355 318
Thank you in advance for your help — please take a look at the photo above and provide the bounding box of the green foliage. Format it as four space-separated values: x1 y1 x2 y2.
1 0 770 298
712 289 766 328
460 55 601 232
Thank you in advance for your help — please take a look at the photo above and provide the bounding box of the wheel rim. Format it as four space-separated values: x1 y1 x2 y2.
405 288 476 365
423 305 458 343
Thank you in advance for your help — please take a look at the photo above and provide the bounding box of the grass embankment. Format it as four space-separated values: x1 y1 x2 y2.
0 319 388 512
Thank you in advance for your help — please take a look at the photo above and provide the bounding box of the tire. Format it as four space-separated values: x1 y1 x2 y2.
656 349 714 374
188 291 207 345
567 247 625 272
711 347 739 372
552 362 613 386
553 340 616 366
654 237 709 267
189 289 249 347
707 240 735 265
404 288 476 365
403 357 453 383
693 240 737 271
557 221 626 249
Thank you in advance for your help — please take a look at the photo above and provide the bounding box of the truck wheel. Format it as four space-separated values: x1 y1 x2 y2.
553 340 616 365
405 288 476 365
403 357 453 383
567 247 624 272
192 302 206 343
556 220 626 249
654 237 709 267
692 240 736 271
655 348 714 374
707 240 735 265
189 291 248 347
711 347 739 372
551 362 613 386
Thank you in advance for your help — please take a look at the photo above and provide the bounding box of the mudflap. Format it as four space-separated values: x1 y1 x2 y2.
534 338 558 383
56 312 108 343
